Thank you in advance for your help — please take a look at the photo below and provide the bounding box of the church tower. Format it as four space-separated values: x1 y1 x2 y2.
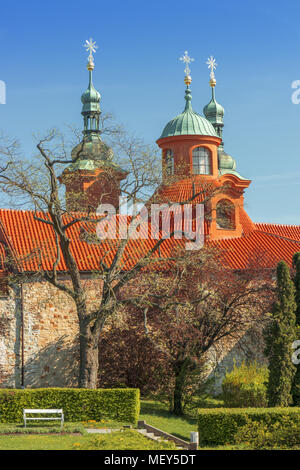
155 52 251 241
60 39 126 212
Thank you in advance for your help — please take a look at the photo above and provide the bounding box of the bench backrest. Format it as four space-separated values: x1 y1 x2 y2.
23 409 63 413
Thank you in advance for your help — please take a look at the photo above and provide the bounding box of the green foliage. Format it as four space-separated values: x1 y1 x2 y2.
197 407 300 445
235 415 300 449
292 253 300 405
76 429 177 450
293 252 300 325
0 388 140 424
222 361 268 407
264 260 297 406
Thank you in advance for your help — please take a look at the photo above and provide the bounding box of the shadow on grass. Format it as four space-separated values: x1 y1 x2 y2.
140 396 224 441
139 400 196 441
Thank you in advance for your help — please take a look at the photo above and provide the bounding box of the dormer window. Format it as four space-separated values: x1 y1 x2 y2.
166 149 174 175
192 147 211 175
216 199 236 229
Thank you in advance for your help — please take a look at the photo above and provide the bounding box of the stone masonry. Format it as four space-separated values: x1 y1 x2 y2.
0 277 102 388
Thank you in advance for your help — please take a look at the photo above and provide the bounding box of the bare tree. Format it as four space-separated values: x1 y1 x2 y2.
0 125 225 389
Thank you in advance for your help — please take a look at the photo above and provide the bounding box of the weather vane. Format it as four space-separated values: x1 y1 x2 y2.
206 56 217 86
179 51 194 86
84 38 98 70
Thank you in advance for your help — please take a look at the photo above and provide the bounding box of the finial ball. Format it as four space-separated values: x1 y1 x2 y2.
87 61 95 71
184 75 192 86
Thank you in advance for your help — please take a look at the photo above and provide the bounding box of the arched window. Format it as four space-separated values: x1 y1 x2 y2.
192 147 211 175
216 199 236 229
165 149 174 175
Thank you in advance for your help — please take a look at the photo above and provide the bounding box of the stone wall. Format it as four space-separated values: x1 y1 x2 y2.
0 277 102 388
204 324 268 395
0 275 269 391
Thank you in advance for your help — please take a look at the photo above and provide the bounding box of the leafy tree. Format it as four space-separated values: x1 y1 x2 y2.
101 246 273 415
264 260 297 407
291 252 300 404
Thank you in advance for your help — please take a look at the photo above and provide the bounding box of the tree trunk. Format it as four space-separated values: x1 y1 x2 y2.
173 360 187 416
78 322 99 389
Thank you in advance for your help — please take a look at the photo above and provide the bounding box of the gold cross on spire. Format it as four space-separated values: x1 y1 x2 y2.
180 51 194 86
84 38 98 71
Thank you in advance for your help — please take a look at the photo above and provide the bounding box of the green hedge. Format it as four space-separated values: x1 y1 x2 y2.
198 407 300 445
0 388 140 424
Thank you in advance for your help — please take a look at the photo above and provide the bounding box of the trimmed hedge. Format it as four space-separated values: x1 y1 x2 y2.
198 407 300 445
0 388 140 424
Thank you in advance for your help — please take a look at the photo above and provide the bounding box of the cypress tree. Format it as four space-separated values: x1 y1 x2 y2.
264 260 297 407
292 252 300 404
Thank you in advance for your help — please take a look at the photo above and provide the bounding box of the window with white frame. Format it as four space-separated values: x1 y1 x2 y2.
192 147 211 175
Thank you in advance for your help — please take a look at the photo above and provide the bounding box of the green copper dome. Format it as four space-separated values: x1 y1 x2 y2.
69 133 125 173
81 70 101 114
159 87 218 139
219 150 236 171
218 149 248 180
203 87 224 126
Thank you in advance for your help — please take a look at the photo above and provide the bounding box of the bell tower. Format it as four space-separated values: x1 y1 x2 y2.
154 52 252 241
60 39 126 213
202 56 251 240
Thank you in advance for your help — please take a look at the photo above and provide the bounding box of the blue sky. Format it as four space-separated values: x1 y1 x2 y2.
1 0 300 223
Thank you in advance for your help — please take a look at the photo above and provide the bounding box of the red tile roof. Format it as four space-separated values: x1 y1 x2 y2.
0 208 300 274
210 230 300 270
0 209 185 273
255 222 300 241
152 179 216 204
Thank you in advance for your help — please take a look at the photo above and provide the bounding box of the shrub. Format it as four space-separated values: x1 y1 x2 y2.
222 361 268 407
235 415 300 449
198 407 300 445
0 388 140 424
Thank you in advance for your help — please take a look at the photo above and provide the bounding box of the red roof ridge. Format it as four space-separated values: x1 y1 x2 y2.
255 222 300 228
254 229 300 245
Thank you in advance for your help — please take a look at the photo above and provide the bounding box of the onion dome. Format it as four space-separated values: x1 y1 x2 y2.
203 87 224 129
218 148 247 180
81 74 101 115
159 86 218 139
219 150 236 171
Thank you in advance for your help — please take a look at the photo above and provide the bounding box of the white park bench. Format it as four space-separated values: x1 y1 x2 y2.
23 409 64 429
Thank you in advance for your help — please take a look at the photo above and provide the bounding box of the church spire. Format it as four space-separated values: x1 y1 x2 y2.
179 50 194 112
81 38 101 135
203 56 224 147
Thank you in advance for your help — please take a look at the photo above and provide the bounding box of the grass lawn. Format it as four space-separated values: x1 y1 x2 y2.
139 400 197 442
0 396 227 450
0 430 177 451
139 396 223 442
0 434 90 450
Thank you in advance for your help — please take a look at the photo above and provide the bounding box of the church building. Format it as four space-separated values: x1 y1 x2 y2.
0 45 300 389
